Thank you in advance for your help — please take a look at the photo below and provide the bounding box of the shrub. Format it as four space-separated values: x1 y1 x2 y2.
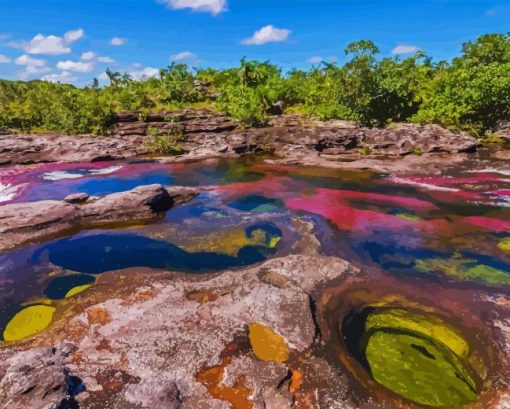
146 127 185 155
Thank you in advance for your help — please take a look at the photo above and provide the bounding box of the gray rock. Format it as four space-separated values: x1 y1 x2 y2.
0 184 197 251
63 192 90 204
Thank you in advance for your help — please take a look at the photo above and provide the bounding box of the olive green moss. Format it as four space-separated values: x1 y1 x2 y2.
343 307 481 407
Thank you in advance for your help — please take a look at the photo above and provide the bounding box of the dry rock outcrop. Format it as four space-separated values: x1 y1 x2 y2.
0 184 197 251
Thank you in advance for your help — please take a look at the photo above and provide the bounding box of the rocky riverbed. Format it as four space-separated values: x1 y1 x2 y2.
1 110 510 409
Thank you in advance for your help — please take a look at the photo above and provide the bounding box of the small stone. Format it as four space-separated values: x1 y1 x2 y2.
257 268 292 289
64 193 90 204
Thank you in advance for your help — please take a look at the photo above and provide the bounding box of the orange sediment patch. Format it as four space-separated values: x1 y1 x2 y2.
289 369 304 393
196 342 253 409
87 306 112 326
187 290 218 304
248 322 290 363
120 288 160 306
96 338 112 351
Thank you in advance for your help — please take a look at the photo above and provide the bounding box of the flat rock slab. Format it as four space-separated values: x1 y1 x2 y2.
0 184 197 251
0 254 360 409
0 133 147 165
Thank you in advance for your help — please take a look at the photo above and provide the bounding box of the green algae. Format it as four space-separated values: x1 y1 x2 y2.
250 203 280 213
395 213 422 222
366 331 477 407
365 308 469 358
344 308 480 407
415 257 510 286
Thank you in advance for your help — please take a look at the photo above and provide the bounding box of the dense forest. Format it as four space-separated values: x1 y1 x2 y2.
0 33 509 138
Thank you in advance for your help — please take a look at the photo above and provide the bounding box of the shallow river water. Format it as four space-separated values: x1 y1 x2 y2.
1 156 510 407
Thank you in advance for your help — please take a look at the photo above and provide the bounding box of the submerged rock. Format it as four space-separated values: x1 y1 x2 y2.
0 184 197 251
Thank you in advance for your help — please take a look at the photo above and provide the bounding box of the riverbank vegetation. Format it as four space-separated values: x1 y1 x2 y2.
0 33 509 137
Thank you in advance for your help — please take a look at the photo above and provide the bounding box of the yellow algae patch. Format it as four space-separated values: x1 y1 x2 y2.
4 305 56 341
267 235 282 249
65 284 93 298
248 322 289 362
498 237 510 254
180 228 279 256
365 308 469 358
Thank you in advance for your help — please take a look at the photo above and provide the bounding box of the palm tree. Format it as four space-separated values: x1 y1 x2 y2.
105 68 121 87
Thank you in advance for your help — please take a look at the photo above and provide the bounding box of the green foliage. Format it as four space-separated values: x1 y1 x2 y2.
409 146 423 155
1 33 510 135
146 126 185 155
484 133 506 145
217 84 268 126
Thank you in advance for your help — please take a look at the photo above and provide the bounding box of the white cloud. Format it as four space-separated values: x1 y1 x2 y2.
97 56 115 63
129 66 160 80
242 25 291 45
308 56 323 64
57 60 95 72
15 54 47 67
110 37 125 46
132 62 143 68
24 34 71 55
171 51 197 61
392 44 420 55
0 54 11 64
64 28 85 44
486 7 498 16
81 51 96 60
42 71 78 84
162 0 226 15
16 64 52 80
98 72 109 81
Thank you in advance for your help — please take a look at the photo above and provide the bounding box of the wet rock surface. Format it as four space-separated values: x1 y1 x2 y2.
0 184 197 251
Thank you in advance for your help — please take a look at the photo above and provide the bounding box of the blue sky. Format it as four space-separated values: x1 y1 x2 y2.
0 0 508 86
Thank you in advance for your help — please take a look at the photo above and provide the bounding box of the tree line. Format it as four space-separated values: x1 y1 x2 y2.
0 33 509 137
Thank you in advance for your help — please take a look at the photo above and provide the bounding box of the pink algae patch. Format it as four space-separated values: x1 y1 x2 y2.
403 174 505 186
322 189 437 211
463 216 510 233
493 190 510 196
215 176 296 197
284 188 446 235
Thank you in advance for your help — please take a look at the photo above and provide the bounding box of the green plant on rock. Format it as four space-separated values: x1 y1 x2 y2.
359 145 371 156
409 146 423 155
146 126 185 155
